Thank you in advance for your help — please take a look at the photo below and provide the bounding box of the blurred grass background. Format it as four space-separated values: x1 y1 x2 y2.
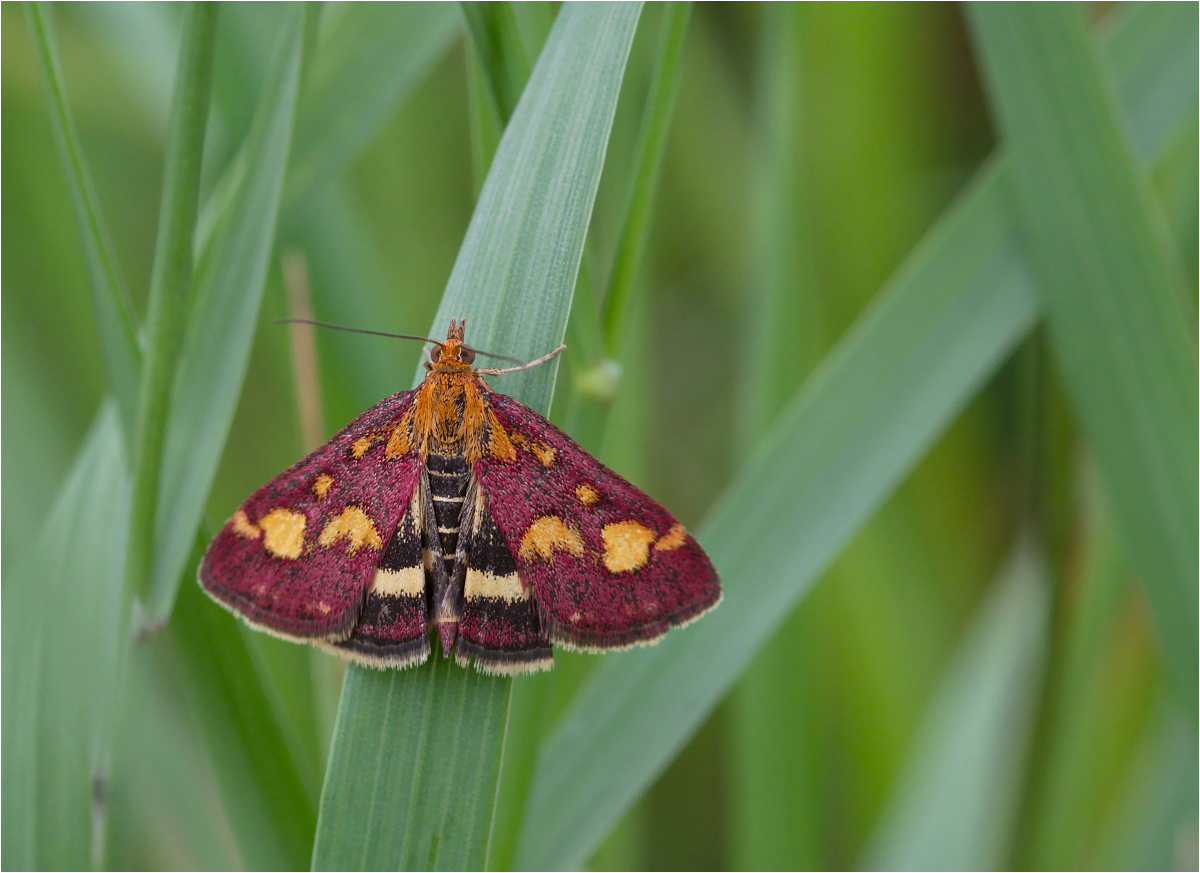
3 2 1196 870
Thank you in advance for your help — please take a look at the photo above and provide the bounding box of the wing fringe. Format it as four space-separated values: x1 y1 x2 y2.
322 636 431 670
542 589 722 654
454 638 553 675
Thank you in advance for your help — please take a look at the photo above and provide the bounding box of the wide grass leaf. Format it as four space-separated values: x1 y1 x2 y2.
514 3 1198 866
1 404 129 869
146 7 304 621
967 3 1198 705
862 540 1050 870
311 5 642 870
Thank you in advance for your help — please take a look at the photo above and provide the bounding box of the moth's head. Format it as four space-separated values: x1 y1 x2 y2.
428 318 476 370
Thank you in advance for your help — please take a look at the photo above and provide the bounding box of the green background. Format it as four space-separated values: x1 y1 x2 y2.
3 3 1196 869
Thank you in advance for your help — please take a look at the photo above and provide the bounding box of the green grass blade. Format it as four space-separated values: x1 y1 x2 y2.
312 5 642 869
515 4 1198 864
285 3 459 203
1 404 129 869
601 1 690 351
460 1 534 121
124 1 217 612
862 539 1050 870
461 1 554 185
559 1 691 447
26 2 141 438
742 3 821 435
467 49 505 194
967 3 1198 707
430 2 642 402
315 664 512 871
145 7 304 622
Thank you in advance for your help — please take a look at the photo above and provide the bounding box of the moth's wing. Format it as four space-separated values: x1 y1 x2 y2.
454 482 553 675
327 479 430 668
199 389 422 643
475 390 721 651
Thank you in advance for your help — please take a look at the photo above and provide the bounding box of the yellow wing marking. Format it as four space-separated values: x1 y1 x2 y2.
465 569 529 603
318 506 382 554
653 522 688 552
519 516 584 562
259 507 306 559
601 520 657 573
371 566 425 597
231 510 261 539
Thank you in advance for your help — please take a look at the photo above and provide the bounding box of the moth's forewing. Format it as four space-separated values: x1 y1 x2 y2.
474 391 721 652
200 390 422 643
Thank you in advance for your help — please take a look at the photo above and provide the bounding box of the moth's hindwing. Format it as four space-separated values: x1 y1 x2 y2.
475 392 721 652
455 485 553 675
199 389 421 643
330 486 430 669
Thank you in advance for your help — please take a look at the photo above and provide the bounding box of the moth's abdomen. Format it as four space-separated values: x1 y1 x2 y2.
426 451 469 570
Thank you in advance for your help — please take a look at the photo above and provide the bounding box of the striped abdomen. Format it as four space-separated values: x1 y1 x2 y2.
426 451 468 575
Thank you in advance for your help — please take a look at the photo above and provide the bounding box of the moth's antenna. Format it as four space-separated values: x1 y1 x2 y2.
278 317 528 365
276 318 444 348
460 345 523 365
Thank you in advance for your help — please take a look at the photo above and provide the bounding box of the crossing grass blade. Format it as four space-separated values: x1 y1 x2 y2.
729 7 985 867
966 3 1198 708
145 7 304 622
311 5 642 869
513 2 1198 865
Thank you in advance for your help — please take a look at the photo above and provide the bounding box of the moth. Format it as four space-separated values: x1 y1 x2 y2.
200 319 721 675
